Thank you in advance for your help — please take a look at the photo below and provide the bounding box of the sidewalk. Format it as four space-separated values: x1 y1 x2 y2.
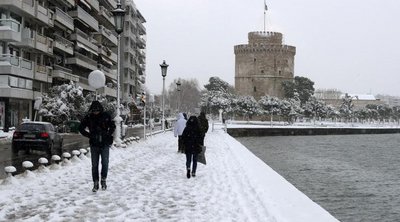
0 126 337 222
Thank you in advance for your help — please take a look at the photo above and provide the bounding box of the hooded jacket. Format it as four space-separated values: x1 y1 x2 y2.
182 116 202 154
174 113 187 137
79 101 115 146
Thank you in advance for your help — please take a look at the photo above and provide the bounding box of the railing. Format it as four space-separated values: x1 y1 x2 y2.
0 54 33 70
74 52 97 66
37 4 48 16
36 33 47 44
55 7 73 25
36 64 46 73
0 19 21 32
54 33 73 48
75 28 89 39
99 6 113 21
54 64 72 73
21 58 32 70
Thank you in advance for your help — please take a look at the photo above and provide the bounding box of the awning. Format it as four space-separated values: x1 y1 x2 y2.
76 42 98 56
100 55 114 66
79 0 91 10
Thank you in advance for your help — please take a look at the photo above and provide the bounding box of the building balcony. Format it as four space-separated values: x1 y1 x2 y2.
34 64 53 83
14 27 35 48
98 64 116 81
98 86 116 98
54 7 74 31
86 0 100 12
53 34 74 55
98 6 114 29
98 46 117 64
137 22 146 35
0 0 35 18
66 52 97 71
70 28 99 55
35 33 53 55
53 64 80 82
0 54 34 79
0 87 34 100
35 4 54 27
53 0 75 8
137 36 146 49
93 25 117 47
68 6 98 32
0 19 21 42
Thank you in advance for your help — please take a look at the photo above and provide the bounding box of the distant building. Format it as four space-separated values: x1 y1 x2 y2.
234 31 296 99
323 93 384 110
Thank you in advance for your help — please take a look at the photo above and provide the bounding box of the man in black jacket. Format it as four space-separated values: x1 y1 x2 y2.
79 101 115 192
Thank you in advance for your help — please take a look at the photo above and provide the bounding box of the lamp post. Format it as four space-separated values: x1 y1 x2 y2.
176 80 181 111
160 60 168 131
112 0 125 146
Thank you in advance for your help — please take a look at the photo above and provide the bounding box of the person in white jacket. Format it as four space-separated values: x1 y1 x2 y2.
174 113 187 153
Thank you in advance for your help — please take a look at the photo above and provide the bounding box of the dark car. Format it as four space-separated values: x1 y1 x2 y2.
12 121 63 156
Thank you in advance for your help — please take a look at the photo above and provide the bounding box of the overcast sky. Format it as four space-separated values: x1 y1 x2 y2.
134 0 400 96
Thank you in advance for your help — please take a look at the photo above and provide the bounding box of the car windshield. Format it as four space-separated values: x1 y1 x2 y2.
18 124 46 131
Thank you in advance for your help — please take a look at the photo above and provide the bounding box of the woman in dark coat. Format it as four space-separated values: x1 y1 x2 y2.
181 116 202 178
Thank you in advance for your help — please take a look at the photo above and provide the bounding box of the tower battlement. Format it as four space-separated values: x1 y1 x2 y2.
234 44 296 55
248 31 283 45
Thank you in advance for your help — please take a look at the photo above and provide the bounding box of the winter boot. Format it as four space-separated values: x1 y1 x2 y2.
186 169 191 179
101 178 107 190
191 171 196 177
92 181 99 192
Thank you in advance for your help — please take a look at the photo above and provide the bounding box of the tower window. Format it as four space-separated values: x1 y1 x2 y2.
253 58 256 62
279 70 282 75
254 86 257 92
261 70 264 74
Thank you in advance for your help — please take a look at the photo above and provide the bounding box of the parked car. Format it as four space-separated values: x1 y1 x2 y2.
12 121 63 156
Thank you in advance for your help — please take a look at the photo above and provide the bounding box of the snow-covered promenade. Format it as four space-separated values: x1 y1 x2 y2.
0 125 338 222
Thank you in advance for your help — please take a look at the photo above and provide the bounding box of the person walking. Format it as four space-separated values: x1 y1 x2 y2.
79 101 115 192
182 116 202 178
198 111 209 146
174 113 187 153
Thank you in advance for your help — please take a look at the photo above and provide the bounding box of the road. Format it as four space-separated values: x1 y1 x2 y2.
0 125 163 179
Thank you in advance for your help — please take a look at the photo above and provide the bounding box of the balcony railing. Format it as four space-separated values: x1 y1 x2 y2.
0 54 33 71
0 19 21 32
54 7 73 30
68 6 98 31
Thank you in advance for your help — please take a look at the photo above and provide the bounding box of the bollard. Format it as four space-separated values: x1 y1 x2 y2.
4 166 16 177
2 166 18 185
71 150 81 162
62 152 72 166
22 161 35 178
79 148 88 160
50 155 61 170
38 157 49 173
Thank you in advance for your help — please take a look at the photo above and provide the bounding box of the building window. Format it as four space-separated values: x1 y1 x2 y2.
254 86 257 92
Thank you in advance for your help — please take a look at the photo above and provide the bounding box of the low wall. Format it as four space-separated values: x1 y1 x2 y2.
227 127 400 137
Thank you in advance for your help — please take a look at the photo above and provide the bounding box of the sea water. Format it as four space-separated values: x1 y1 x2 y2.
236 134 400 222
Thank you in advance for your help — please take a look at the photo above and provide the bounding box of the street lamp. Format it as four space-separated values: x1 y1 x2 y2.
160 60 168 131
112 0 125 146
176 80 181 111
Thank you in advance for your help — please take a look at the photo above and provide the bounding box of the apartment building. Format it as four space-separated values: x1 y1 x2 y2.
0 0 146 131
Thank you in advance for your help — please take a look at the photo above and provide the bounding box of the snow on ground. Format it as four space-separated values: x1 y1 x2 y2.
0 126 337 222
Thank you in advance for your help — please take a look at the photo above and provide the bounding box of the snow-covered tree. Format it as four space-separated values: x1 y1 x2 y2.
304 96 327 122
339 94 355 121
282 76 315 106
259 95 281 124
39 81 85 125
236 95 259 120
201 77 236 117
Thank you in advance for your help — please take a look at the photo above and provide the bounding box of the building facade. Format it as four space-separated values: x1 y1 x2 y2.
234 31 296 100
0 0 146 131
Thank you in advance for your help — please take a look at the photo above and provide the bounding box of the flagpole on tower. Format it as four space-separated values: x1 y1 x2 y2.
264 0 268 32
